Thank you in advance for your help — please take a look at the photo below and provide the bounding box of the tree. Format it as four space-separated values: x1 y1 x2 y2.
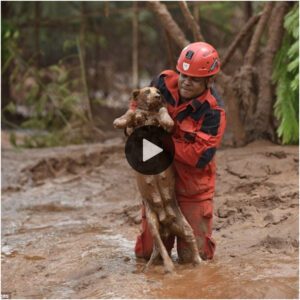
148 1 296 146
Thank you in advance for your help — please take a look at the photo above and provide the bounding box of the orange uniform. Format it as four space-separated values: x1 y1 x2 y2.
134 70 226 261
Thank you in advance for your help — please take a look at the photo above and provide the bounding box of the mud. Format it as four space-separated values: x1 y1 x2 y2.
1 136 299 299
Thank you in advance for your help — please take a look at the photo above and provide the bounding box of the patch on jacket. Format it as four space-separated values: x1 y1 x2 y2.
200 110 221 136
196 147 217 169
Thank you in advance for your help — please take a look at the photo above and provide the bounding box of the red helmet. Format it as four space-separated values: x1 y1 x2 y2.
176 42 220 77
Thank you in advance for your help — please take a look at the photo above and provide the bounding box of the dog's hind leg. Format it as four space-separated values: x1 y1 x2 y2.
143 244 160 272
167 193 201 265
170 209 202 266
144 201 174 273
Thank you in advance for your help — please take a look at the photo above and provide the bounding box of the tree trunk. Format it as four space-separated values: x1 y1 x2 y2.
244 2 275 65
34 2 41 67
241 2 253 52
218 72 246 146
92 11 102 97
222 13 262 69
253 2 289 139
148 1 190 49
79 2 93 122
192 2 199 24
2 2 12 110
132 1 139 89
192 1 200 26
104 1 110 18
178 1 204 42
235 2 275 124
163 29 176 70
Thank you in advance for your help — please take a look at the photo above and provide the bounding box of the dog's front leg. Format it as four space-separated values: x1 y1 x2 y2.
144 201 174 273
113 109 135 129
157 107 174 132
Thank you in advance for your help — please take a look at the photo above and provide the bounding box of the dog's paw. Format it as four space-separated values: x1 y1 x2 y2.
193 255 202 265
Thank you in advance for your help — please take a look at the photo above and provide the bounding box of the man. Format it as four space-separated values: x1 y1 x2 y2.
134 42 226 262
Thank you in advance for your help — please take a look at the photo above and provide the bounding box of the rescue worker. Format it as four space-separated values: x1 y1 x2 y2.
134 42 226 262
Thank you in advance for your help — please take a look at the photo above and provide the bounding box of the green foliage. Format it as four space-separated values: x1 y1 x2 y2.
5 59 93 148
1 20 19 73
272 4 299 145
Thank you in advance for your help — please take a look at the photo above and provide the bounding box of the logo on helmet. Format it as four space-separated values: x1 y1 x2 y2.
185 50 194 60
183 62 190 71
209 59 219 72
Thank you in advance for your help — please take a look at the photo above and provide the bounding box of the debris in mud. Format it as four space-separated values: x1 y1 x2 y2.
264 151 287 159
17 145 123 187
259 235 298 253
113 204 141 225
263 211 291 227
216 206 237 218
23 203 79 213
23 255 46 261
225 166 248 179
234 181 264 193
1 185 22 193
1 245 18 257
21 153 108 184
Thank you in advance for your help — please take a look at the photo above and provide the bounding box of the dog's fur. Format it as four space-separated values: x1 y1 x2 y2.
114 87 201 273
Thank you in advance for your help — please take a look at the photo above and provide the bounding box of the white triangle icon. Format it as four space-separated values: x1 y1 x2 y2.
143 139 163 162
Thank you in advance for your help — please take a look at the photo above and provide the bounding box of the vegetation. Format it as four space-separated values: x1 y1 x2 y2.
1 1 299 147
272 4 299 144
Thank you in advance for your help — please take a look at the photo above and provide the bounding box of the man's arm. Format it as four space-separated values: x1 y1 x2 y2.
173 107 226 168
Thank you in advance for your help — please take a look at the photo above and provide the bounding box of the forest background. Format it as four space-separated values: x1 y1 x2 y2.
1 1 299 148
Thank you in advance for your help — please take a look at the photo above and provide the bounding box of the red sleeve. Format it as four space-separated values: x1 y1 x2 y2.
173 108 226 168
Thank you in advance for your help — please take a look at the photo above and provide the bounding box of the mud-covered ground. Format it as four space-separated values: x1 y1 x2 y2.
1 132 299 299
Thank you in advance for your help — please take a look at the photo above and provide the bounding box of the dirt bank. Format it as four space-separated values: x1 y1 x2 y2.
1 136 299 298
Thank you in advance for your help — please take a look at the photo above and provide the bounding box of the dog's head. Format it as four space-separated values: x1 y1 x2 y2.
132 87 163 111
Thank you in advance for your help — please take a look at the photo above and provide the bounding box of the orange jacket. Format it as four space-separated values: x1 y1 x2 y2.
131 70 226 202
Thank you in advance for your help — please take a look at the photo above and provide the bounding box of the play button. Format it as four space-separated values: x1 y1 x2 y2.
125 125 175 175
143 139 163 162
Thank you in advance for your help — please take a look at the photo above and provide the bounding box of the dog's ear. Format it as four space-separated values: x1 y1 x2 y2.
132 89 140 100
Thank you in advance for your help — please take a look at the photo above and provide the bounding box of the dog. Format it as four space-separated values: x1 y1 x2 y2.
114 87 201 273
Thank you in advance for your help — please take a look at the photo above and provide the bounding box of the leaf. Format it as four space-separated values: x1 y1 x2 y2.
4 102 17 114
272 3 299 144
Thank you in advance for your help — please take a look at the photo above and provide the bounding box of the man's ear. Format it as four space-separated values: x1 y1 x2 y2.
206 76 215 89
132 89 140 99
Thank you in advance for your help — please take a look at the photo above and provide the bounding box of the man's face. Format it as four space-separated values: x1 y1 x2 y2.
178 73 207 100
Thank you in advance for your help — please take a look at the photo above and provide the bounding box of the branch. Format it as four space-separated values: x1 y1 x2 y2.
244 2 275 65
222 13 262 69
148 1 190 48
178 1 204 42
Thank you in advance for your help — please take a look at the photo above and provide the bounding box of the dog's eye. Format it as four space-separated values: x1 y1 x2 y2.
144 89 151 95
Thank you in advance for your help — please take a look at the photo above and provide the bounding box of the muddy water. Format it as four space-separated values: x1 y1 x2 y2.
91 232 299 299
2 214 298 298
2 139 299 298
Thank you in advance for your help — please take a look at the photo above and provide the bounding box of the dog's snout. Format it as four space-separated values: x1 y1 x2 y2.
154 94 161 99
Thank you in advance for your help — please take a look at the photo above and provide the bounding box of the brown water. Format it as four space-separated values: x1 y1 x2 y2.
1 139 299 298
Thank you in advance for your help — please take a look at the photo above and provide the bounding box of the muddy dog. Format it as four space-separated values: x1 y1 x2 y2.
113 87 201 273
